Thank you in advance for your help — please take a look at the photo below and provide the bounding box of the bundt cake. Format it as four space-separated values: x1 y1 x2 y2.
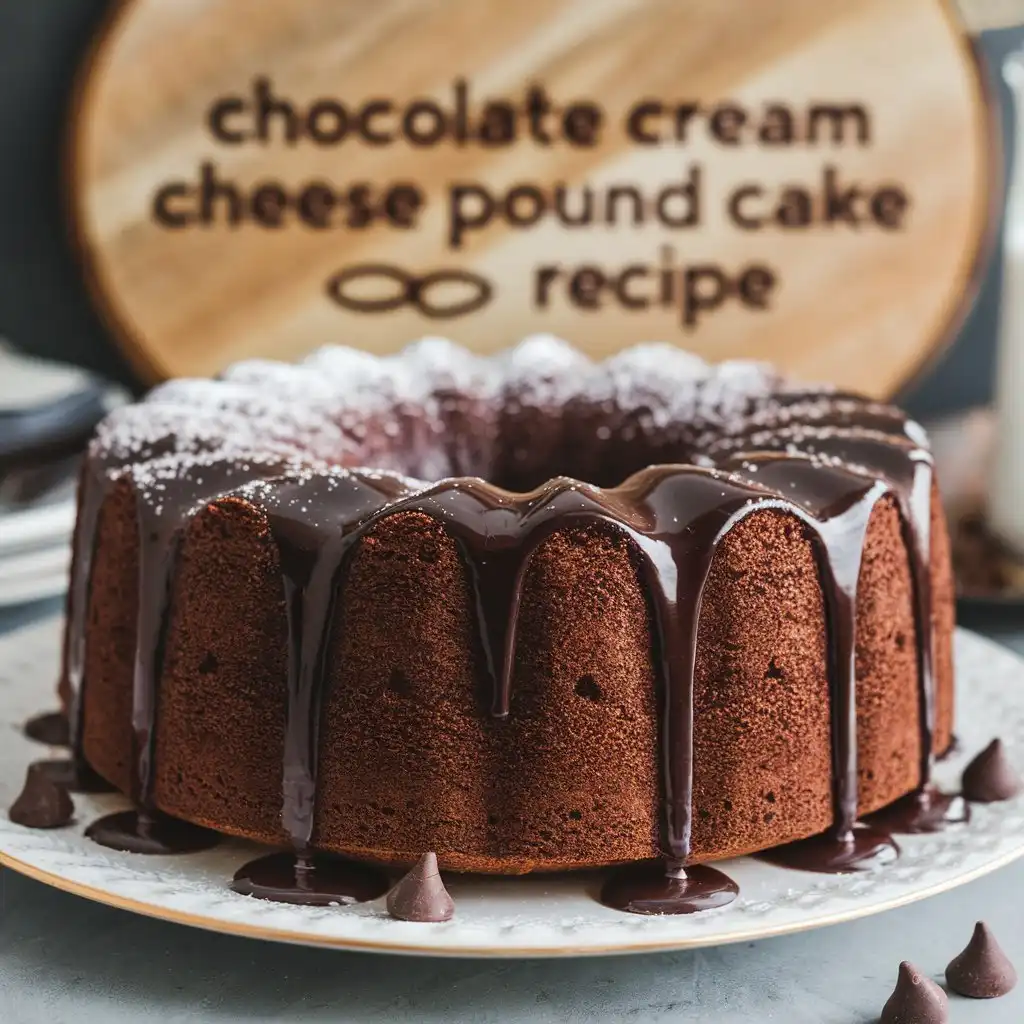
59 337 955 875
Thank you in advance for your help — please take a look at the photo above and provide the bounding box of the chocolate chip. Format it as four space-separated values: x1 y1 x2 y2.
26 758 115 795
946 922 1017 998
961 739 1023 802
23 710 70 747
880 962 948 1024
8 763 74 828
26 759 77 790
385 852 455 922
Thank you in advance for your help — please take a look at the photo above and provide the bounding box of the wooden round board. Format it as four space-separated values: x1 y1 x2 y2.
70 0 994 394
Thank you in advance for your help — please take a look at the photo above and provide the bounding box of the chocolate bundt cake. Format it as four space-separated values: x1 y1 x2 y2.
60 337 954 874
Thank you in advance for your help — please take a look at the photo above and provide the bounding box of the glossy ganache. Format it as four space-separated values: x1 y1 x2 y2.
231 851 390 906
58 338 957 908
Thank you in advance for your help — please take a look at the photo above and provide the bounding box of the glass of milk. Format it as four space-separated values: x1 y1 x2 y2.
988 45 1024 553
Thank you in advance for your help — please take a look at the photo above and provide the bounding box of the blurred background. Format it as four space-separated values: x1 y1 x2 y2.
1 2 1023 615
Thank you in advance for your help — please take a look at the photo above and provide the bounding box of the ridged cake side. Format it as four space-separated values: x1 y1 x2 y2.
78 483 953 871
68 335 954 872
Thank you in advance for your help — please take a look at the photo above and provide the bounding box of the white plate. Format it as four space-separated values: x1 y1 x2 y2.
1 617 1024 958
0 543 71 581
0 544 70 607
0 498 76 557
0 572 68 608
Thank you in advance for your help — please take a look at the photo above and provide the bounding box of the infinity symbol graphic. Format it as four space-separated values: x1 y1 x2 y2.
325 264 493 319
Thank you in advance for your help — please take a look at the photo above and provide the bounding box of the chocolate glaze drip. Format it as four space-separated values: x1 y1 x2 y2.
84 809 219 855
64 458 110 753
60 368 950 900
260 470 410 851
231 851 390 906
69 453 294 852
252 459 897 864
758 824 898 874
130 458 297 809
375 466 782 861
599 859 738 915
865 786 969 834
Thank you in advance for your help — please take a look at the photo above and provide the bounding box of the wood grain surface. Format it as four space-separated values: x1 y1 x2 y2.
70 0 993 394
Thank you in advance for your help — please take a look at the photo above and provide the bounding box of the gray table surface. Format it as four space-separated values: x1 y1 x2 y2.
2 598 1024 1024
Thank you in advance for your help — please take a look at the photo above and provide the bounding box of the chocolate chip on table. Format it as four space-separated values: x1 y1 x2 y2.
946 921 1017 999
879 962 948 1024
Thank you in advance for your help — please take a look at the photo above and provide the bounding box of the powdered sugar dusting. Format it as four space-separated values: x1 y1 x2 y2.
89 337 920 499
699 361 780 423
94 397 343 468
125 449 311 519
301 347 393 393
585 344 709 431
498 335 592 406
395 337 500 396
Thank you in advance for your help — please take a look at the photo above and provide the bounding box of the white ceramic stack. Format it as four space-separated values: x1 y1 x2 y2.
0 344 124 606
0 500 78 607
